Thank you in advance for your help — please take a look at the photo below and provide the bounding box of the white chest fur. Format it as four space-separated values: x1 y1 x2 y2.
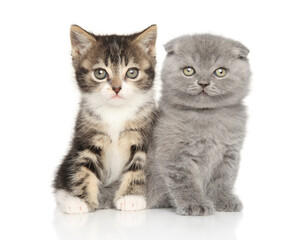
102 111 129 186
83 91 152 185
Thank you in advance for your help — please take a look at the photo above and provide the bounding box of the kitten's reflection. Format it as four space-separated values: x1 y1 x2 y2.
53 208 242 240
53 208 147 240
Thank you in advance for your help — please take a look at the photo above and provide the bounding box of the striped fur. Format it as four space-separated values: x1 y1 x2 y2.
54 25 157 213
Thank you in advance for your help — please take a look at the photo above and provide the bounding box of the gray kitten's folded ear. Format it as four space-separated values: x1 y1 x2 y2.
164 39 177 54
134 25 157 57
233 42 250 59
70 25 96 58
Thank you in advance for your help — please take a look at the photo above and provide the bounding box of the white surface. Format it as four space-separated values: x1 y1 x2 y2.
0 0 303 239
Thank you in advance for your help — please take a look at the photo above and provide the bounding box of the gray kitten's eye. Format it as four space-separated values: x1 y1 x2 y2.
183 67 195 76
126 68 139 79
94 68 107 80
214 68 227 78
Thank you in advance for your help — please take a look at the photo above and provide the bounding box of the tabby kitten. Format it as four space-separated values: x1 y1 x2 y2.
54 25 157 214
146 34 250 215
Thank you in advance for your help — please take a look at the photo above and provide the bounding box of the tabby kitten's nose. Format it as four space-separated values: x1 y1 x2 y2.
199 83 209 88
112 86 122 94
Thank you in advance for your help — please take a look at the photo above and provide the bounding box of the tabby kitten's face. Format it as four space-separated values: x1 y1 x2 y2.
70 25 157 106
161 35 251 109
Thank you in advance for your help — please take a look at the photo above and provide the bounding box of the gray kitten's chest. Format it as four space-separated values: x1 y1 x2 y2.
187 112 240 139
183 117 228 160
173 106 246 160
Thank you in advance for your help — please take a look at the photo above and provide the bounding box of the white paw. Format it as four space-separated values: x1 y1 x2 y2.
55 190 89 214
115 195 146 211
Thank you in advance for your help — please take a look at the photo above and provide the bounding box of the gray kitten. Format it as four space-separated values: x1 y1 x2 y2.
146 34 251 216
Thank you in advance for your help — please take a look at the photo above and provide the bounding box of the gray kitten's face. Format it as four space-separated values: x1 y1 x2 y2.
161 35 251 109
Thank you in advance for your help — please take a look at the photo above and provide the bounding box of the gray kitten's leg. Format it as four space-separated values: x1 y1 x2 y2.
97 181 120 209
146 168 172 208
208 148 242 212
164 157 214 216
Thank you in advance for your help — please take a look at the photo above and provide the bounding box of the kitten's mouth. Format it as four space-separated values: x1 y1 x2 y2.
112 94 123 99
201 90 208 95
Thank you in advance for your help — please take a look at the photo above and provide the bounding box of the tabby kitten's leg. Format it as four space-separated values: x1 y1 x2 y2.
55 149 103 214
114 148 146 211
209 147 243 212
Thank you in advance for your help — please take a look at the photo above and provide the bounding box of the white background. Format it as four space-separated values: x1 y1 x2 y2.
0 0 302 239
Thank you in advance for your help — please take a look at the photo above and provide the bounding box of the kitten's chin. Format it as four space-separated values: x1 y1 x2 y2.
83 90 154 111
195 89 220 97
165 91 238 110
198 91 211 97
106 97 128 107
187 89 214 98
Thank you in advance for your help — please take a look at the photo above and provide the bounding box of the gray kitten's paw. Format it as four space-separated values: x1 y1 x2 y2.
176 200 214 216
215 195 243 212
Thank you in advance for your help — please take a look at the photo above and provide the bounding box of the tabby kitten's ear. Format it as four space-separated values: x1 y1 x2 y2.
70 25 96 58
134 25 157 57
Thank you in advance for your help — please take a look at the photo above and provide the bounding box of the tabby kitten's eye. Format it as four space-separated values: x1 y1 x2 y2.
126 68 139 79
183 67 195 76
94 68 108 81
214 68 227 78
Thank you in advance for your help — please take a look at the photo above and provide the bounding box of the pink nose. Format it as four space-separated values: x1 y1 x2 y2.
112 86 121 94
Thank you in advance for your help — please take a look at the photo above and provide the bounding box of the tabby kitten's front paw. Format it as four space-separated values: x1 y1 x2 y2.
55 190 90 214
176 200 214 216
215 195 243 212
115 195 146 211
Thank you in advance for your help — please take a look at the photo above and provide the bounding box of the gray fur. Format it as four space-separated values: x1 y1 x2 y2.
146 34 251 215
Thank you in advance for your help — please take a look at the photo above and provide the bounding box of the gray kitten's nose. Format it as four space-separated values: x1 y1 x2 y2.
112 86 122 94
199 83 209 88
